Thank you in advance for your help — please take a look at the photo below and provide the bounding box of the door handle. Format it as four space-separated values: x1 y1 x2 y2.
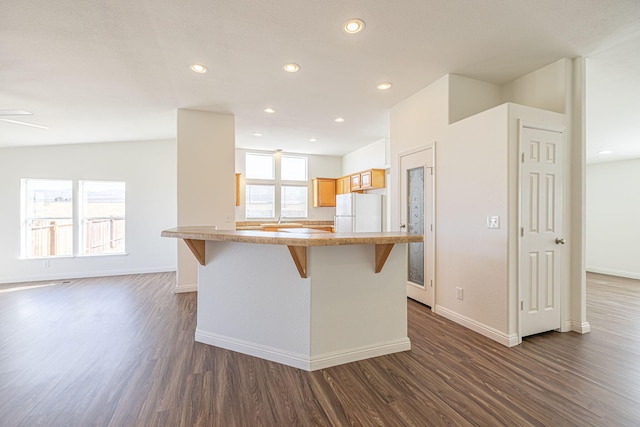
555 237 566 245
400 224 406 230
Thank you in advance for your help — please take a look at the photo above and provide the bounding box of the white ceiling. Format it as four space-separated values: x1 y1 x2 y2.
1 0 639 159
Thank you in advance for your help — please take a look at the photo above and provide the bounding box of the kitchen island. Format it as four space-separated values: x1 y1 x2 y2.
162 226 423 371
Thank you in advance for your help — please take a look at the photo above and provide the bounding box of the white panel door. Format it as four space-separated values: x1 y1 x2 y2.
400 147 435 308
519 125 565 337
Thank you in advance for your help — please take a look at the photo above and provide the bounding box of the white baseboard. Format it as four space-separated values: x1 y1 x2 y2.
309 339 411 371
195 329 411 371
435 306 518 347
567 320 590 334
0 267 176 285
587 267 640 280
174 283 198 293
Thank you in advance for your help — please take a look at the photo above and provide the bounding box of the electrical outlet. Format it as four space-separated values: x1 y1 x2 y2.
43 260 50 268
456 287 463 300
487 216 500 229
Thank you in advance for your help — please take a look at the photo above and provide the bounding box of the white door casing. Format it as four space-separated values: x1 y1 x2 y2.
400 146 435 308
519 124 565 338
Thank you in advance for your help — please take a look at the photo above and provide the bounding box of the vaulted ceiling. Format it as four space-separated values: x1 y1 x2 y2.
2 0 639 160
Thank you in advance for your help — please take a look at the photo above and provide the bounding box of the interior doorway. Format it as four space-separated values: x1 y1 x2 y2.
400 146 435 308
518 124 565 337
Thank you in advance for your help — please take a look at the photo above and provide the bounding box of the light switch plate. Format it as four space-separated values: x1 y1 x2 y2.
487 216 500 229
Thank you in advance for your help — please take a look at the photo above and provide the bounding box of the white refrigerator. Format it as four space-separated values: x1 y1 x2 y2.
334 193 382 233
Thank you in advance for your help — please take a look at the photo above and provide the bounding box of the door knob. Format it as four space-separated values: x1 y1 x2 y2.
400 224 406 230
555 237 566 245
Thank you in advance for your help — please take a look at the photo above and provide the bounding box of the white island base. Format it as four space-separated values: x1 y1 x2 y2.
196 241 410 371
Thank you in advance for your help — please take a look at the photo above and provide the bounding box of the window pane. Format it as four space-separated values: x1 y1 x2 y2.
246 153 274 180
81 181 126 255
26 179 72 219
246 185 275 218
23 179 73 257
281 156 307 181
281 186 308 218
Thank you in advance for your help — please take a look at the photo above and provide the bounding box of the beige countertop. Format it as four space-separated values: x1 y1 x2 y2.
162 226 423 279
161 226 422 247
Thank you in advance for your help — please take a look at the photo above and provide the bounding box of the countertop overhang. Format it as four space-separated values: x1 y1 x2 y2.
162 226 423 278
161 226 422 246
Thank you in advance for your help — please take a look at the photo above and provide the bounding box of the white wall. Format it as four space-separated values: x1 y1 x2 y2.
449 74 502 124
388 59 586 344
342 138 387 175
436 104 510 333
234 148 342 221
390 75 450 230
0 140 177 284
501 58 570 114
587 158 640 279
176 110 235 292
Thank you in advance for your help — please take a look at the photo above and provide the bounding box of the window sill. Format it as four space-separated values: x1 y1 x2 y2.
78 252 129 258
20 252 128 260
20 255 75 261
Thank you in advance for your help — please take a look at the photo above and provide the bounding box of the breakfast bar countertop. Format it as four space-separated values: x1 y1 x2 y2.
161 226 423 247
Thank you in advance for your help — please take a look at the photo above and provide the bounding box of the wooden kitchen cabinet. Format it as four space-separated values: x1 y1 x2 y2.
350 174 361 191
235 173 241 206
361 169 385 189
312 178 337 207
351 169 385 191
336 176 351 195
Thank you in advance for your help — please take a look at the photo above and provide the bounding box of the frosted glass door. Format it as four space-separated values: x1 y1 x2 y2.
407 167 424 286
400 147 434 307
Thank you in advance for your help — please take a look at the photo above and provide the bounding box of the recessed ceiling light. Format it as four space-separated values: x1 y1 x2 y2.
377 82 392 90
264 107 276 114
344 19 365 34
309 138 318 142
597 150 613 155
253 132 263 137
283 63 300 73
190 64 208 73
334 117 345 123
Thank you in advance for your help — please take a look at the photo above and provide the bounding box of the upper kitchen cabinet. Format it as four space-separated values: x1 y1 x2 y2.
312 178 337 207
235 173 241 206
336 176 351 195
351 169 385 192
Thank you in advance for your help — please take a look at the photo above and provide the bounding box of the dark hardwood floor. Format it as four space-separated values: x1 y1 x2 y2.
1 272 639 426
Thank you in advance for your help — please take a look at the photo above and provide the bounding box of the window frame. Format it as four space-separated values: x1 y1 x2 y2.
20 178 127 259
21 179 74 259
79 180 126 256
244 183 276 219
244 151 309 220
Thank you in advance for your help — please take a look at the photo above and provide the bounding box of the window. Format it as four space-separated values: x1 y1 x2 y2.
280 155 308 218
245 153 274 180
281 186 308 217
245 185 275 219
244 152 308 219
21 179 126 258
281 156 307 181
22 179 73 257
80 181 126 255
